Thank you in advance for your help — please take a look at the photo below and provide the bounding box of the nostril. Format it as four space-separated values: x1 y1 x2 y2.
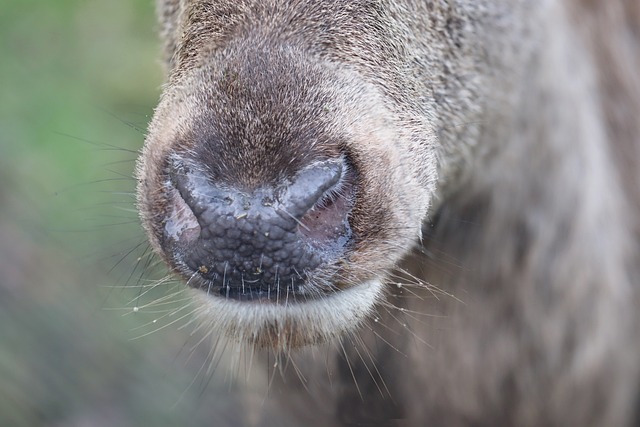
164 181 200 245
169 160 228 220
298 190 354 246
279 160 344 219
294 162 355 247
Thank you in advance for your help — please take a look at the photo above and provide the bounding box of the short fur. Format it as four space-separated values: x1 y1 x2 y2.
136 0 640 425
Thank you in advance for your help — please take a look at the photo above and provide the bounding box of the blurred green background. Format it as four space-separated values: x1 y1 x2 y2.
0 2 248 426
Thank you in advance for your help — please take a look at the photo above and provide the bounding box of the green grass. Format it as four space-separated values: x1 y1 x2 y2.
0 3 250 426
1 0 160 229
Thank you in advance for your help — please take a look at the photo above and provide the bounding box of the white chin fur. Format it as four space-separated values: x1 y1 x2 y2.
191 279 384 349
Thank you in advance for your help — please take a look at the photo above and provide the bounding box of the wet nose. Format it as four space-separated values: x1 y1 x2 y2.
167 158 353 298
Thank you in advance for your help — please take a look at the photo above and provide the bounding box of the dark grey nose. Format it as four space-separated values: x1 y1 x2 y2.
167 158 353 299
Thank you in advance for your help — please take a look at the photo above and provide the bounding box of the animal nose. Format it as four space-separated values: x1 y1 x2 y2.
166 158 354 299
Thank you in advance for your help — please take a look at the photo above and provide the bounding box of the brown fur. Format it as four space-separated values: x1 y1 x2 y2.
137 0 640 425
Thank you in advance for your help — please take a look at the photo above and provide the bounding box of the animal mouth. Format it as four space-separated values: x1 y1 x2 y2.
160 156 357 303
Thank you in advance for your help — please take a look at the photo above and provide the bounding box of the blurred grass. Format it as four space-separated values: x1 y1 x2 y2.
0 0 160 232
0 2 250 426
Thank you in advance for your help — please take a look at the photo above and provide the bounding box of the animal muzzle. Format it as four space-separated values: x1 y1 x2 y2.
162 157 355 301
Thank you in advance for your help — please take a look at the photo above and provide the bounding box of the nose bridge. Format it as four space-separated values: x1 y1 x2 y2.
183 44 346 190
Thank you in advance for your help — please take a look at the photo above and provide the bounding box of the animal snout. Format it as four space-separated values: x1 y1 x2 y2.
163 157 355 300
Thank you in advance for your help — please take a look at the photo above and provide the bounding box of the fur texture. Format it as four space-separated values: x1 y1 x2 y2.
136 0 640 425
